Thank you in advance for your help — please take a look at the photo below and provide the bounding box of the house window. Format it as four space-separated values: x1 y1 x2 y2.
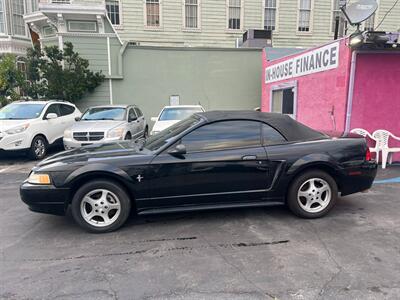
364 13 375 31
228 0 241 30
68 21 97 32
43 26 56 37
106 0 121 25
184 0 199 29
146 0 160 27
298 0 311 32
0 0 5 34
331 0 341 32
264 0 277 31
271 86 296 119
12 0 26 36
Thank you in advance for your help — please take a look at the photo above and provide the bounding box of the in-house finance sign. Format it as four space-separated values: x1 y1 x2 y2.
265 42 339 84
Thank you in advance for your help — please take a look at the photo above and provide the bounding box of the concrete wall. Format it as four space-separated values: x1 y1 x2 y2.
112 46 262 124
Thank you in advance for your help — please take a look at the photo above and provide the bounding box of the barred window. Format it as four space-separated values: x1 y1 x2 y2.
106 0 121 25
264 0 277 31
185 0 199 29
228 0 241 30
146 0 160 27
298 0 311 32
12 0 26 36
0 0 5 34
364 13 375 31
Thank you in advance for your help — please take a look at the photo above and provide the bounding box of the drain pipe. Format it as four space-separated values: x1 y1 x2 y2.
344 50 358 134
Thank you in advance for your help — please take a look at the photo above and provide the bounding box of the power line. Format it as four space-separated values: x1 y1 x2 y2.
375 0 399 30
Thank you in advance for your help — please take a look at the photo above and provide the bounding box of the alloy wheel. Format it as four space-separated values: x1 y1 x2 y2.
34 139 46 158
80 189 121 227
297 178 332 213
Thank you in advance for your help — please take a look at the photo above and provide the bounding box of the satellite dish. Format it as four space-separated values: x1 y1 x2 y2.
341 0 378 26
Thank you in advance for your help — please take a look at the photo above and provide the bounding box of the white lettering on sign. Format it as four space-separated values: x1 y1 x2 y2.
265 42 339 84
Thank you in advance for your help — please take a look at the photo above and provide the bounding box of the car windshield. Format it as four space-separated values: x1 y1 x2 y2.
81 107 126 121
0 103 46 120
159 107 203 121
143 115 201 151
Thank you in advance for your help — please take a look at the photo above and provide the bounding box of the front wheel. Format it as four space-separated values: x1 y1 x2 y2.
28 135 48 160
71 180 131 233
287 170 338 219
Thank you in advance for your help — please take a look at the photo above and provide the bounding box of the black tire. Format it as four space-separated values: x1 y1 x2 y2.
28 135 48 160
143 126 149 138
71 180 131 233
287 170 338 219
124 132 132 140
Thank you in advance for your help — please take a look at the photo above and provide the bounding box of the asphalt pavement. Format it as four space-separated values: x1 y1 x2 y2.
1 157 399 300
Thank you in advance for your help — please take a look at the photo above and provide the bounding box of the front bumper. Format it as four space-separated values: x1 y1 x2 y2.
0 132 31 151
20 182 70 215
63 137 122 149
340 161 378 196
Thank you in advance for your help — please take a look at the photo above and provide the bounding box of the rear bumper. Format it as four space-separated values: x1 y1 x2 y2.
340 161 378 196
20 183 70 215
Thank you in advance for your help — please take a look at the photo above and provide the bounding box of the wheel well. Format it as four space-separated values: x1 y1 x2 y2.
68 173 136 209
285 164 342 201
31 134 48 145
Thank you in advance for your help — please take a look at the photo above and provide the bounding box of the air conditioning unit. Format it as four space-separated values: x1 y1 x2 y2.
241 29 272 48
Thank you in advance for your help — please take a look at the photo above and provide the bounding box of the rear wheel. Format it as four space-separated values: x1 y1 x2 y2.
71 180 131 233
287 170 338 218
124 132 132 140
28 135 48 160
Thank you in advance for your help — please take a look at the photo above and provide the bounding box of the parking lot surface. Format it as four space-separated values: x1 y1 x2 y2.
1 158 400 300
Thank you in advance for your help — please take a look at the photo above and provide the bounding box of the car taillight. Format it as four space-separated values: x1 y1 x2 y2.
365 148 371 161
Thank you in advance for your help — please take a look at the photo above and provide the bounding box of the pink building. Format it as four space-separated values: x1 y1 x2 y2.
261 37 400 161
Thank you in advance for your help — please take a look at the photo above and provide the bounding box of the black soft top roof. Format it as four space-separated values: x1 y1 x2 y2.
195 110 326 142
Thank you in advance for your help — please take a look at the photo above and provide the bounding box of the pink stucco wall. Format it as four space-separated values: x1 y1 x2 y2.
262 39 400 162
262 39 352 132
350 52 400 160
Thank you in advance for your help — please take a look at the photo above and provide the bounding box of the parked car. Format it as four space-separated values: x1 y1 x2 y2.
0 100 80 160
20 111 377 233
63 105 148 150
150 105 204 135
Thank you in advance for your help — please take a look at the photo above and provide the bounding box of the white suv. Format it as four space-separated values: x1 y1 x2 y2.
0 100 81 160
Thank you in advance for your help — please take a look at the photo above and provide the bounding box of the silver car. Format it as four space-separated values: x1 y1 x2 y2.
63 105 148 149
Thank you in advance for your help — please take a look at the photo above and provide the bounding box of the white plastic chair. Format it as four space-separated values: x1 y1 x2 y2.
372 130 400 169
350 128 379 163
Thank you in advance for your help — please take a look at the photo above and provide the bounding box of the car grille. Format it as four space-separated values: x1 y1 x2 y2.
73 132 104 142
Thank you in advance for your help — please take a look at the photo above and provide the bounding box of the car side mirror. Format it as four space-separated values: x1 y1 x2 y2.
75 116 81 122
168 144 187 157
129 116 137 122
151 117 158 122
46 113 58 120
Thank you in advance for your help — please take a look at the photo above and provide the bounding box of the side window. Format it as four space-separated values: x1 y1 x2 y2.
262 123 286 145
134 107 143 117
60 104 75 116
128 108 137 121
181 121 261 152
44 104 60 117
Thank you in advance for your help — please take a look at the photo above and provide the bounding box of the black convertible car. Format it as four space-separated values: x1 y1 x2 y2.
20 111 377 233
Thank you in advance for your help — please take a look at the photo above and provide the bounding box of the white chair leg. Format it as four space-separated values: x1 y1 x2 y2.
381 150 388 169
375 151 379 164
389 153 393 165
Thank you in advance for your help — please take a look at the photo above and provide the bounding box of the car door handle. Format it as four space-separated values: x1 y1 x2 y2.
242 155 257 161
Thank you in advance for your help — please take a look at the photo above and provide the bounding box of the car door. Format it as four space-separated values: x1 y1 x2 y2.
59 104 77 134
42 104 62 144
134 107 145 134
146 120 273 209
128 107 141 139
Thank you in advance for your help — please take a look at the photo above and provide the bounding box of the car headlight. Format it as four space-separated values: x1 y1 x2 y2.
64 129 72 139
27 172 51 185
107 127 125 139
6 123 30 135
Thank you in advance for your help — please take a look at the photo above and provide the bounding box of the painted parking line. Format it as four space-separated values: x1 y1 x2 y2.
0 166 13 173
374 177 400 184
